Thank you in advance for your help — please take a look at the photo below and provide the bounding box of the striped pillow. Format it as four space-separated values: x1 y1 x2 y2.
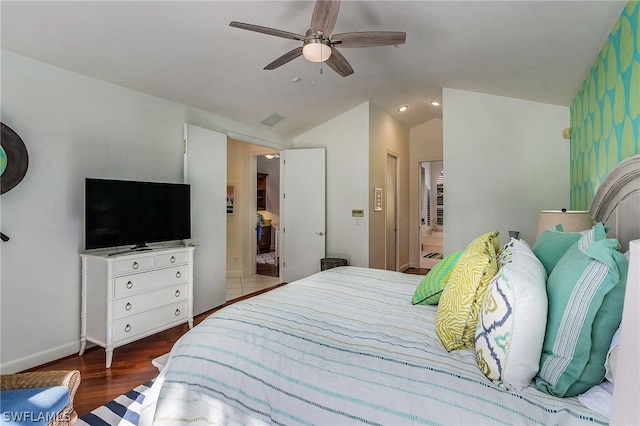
535 229 628 397
412 250 464 305
436 231 500 351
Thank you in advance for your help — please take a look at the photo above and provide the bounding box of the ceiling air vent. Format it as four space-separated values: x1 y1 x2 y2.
260 113 286 127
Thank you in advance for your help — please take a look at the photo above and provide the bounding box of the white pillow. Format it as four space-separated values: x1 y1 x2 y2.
475 238 548 390
578 381 613 418
605 327 621 383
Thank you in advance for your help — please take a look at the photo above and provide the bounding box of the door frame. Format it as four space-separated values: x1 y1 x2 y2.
411 158 444 268
385 150 399 271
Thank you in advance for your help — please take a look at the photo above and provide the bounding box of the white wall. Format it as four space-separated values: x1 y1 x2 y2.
293 103 370 267
0 51 291 372
226 139 249 278
443 88 570 252
368 104 411 270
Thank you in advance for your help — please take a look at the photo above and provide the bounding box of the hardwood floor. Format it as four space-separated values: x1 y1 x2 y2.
25 268 428 418
403 267 430 275
26 285 284 417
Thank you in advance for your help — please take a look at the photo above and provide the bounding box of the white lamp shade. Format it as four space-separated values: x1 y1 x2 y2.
302 42 332 62
536 210 594 236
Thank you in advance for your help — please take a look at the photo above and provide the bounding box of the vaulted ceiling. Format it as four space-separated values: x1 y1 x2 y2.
1 1 626 138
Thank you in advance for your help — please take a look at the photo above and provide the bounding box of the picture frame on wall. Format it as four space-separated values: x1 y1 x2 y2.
227 184 235 215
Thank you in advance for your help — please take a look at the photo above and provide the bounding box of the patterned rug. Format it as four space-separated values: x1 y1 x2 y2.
77 380 153 425
423 252 443 259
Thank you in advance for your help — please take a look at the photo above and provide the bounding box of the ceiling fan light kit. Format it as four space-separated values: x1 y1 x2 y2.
229 0 406 77
302 39 332 63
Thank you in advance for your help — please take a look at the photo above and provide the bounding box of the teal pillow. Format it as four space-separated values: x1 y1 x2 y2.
412 250 464 305
532 223 606 276
535 229 628 397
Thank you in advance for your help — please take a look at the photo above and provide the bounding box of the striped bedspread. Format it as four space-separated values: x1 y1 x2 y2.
140 266 606 425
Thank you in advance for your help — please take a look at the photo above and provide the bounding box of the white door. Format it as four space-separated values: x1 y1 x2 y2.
280 148 326 283
184 124 227 314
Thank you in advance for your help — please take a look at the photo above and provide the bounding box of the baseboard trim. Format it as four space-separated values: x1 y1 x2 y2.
1 341 79 374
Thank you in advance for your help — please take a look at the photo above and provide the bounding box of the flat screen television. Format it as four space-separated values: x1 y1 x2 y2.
85 178 191 251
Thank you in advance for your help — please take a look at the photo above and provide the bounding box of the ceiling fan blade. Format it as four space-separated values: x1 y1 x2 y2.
310 0 341 36
264 47 304 70
325 47 354 77
331 31 406 48
229 21 305 41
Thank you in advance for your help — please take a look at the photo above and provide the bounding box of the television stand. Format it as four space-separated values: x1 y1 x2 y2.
79 246 195 368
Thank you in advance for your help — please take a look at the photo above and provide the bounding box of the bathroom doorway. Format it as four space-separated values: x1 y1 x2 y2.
256 153 280 277
420 161 444 269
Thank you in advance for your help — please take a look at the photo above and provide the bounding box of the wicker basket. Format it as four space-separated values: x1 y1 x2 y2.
321 258 348 271
1 370 81 426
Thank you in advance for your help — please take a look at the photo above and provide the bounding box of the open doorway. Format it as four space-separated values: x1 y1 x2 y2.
420 161 444 269
256 153 280 277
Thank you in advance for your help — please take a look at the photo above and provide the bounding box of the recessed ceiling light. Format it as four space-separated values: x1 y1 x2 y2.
431 100 442 106
398 105 409 112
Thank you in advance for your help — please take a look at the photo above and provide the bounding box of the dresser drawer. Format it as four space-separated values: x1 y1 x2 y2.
155 251 188 267
114 265 187 296
113 301 188 342
113 284 187 320
113 256 154 275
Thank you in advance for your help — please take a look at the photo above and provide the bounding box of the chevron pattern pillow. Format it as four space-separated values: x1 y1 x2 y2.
412 249 464 305
436 231 500 351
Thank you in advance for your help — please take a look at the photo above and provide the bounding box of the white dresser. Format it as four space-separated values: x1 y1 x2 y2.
79 246 195 367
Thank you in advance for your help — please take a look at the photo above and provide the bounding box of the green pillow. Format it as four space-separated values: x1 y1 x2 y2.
532 222 606 276
535 229 628 397
412 250 464 305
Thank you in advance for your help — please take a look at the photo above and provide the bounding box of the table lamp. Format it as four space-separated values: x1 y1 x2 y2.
536 209 594 237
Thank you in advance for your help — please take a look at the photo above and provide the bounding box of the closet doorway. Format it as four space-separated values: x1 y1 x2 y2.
419 161 444 269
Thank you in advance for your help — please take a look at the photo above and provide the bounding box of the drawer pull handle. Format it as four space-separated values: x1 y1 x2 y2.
125 302 132 311
170 256 176 263
132 261 139 270
176 271 182 279
125 324 131 333
175 309 181 316
175 290 181 297
126 281 133 289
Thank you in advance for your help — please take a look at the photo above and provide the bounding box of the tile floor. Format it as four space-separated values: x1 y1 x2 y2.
226 274 282 301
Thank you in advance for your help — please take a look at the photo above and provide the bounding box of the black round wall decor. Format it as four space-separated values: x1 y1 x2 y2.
1 122 29 194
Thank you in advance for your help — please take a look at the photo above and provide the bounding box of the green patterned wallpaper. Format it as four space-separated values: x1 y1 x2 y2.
570 1 640 210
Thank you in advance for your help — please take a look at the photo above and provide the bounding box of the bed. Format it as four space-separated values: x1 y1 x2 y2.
140 155 639 425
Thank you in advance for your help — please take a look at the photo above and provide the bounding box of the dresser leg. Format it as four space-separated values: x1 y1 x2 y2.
188 318 194 329
79 339 86 356
106 348 113 368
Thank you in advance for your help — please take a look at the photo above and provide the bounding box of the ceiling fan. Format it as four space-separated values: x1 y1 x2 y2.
229 0 406 77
